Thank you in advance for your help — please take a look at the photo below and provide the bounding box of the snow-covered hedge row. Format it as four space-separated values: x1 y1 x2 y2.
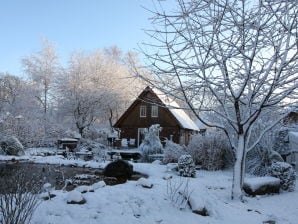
186 132 231 170
163 140 187 164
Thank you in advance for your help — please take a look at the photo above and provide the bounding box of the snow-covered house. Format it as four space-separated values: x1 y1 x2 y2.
113 86 199 147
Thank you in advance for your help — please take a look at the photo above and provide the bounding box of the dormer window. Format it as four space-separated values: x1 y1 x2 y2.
140 105 146 117
151 105 158 117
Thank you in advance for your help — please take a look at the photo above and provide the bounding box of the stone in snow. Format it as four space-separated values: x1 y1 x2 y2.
162 174 173 180
66 190 86 204
92 181 106 190
75 185 94 193
137 178 153 189
243 177 280 196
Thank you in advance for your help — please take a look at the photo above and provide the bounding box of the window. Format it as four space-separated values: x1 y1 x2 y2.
151 105 158 117
140 105 146 117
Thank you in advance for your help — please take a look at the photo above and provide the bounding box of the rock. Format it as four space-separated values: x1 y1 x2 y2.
40 192 56 200
163 174 173 180
166 163 178 172
103 177 121 186
66 190 86 204
152 160 162 165
263 220 276 224
92 181 106 190
103 159 133 184
188 191 210 216
192 207 209 216
243 177 280 196
0 136 25 156
76 185 94 193
130 173 146 181
136 178 153 188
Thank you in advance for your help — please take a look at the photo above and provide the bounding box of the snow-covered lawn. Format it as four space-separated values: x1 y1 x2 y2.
29 162 298 223
1 152 297 224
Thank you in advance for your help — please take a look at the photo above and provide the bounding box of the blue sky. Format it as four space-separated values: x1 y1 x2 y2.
0 0 162 76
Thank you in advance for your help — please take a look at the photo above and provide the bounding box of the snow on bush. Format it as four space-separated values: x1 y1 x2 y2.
246 148 283 176
77 138 107 161
187 132 230 170
0 136 25 156
268 162 296 192
163 140 187 164
178 155 196 177
139 124 163 162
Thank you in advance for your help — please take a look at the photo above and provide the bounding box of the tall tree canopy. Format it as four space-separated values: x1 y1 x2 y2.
141 0 298 200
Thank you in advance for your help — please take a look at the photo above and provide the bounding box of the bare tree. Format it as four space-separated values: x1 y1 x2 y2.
140 0 297 200
58 48 144 136
0 73 22 111
22 38 60 136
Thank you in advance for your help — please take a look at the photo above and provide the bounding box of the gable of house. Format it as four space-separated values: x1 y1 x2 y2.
113 86 199 146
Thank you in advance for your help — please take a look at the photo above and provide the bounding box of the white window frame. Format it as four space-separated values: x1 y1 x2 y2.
151 105 158 117
140 105 146 117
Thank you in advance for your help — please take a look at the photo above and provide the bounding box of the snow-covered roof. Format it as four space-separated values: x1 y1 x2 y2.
195 119 207 130
152 88 199 131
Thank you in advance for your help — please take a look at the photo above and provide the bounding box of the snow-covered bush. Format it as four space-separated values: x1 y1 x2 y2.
246 121 284 176
178 155 196 177
0 136 25 156
268 162 296 192
187 132 230 170
82 127 110 145
78 138 106 152
246 148 283 176
0 169 40 224
163 140 187 164
77 138 107 161
139 124 163 162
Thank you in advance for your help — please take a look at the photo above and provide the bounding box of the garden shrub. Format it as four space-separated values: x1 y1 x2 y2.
187 132 230 170
178 155 196 177
163 140 187 164
268 162 296 192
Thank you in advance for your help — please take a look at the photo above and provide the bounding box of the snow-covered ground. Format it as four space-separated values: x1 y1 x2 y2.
1 151 298 224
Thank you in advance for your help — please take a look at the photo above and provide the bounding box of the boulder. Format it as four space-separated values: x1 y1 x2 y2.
0 136 25 156
103 160 133 185
66 190 86 204
92 180 106 190
103 177 120 186
40 192 56 200
243 177 280 196
136 178 153 188
187 191 210 216
75 185 94 193
163 174 173 180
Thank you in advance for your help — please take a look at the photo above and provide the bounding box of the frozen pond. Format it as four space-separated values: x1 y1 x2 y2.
0 162 103 193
